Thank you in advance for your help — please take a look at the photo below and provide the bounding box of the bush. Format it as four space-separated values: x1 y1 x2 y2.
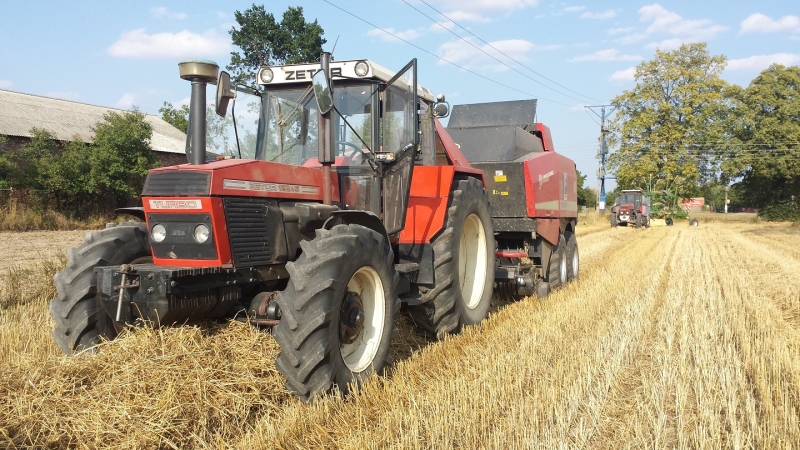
758 202 800 222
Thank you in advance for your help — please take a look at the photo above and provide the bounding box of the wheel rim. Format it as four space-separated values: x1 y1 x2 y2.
559 248 567 283
572 247 579 279
459 213 488 309
339 266 385 373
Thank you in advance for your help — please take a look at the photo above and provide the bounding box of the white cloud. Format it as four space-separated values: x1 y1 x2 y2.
429 21 457 32
740 14 800 34
581 10 616 20
570 103 588 111
639 4 727 42
564 6 585 12
117 93 135 108
727 53 800 71
150 6 187 20
425 0 538 22
0 80 12 89
438 38 540 70
367 27 423 42
608 27 635 36
108 29 231 60
609 67 636 82
570 49 641 62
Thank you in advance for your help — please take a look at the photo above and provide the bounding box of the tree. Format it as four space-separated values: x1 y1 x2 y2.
608 43 732 197
576 170 597 209
159 101 189 133
723 64 800 211
88 109 159 205
227 5 326 86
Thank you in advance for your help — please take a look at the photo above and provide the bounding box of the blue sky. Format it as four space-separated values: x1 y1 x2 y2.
1 1 799 191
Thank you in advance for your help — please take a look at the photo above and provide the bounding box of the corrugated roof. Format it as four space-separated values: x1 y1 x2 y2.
0 89 187 154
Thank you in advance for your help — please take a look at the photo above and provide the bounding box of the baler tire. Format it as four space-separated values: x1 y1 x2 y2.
546 234 567 290
408 178 494 339
49 222 151 355
565 231 579 282
273 224 399 402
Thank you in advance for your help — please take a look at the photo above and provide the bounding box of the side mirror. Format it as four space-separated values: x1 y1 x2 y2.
216 71 234 117
312 69 333 114
433 101 450 117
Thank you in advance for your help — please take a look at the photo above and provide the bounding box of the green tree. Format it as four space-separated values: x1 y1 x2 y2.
88 110 159 205
608 43 732 196
159 101 189 133
227 5 326 86
723 64 800 211
576 170 597 208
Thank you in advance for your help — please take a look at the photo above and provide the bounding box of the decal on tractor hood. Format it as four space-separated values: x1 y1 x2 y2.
223 179 320 195
148 199 203 210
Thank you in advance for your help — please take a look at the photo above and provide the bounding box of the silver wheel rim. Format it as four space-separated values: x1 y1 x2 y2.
340 266 385 373
459 214 488 309
572 247 579 279
559 247 567 283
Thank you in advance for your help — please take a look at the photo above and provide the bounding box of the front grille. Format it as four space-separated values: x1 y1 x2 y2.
223 198 275 267
143 171 210 196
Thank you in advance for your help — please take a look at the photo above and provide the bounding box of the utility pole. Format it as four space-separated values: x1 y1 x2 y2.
586 105 616 210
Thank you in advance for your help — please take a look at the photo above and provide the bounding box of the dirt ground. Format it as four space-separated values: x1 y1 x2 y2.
0 230 87 274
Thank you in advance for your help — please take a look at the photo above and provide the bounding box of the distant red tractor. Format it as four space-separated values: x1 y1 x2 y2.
610 189 650 228
50 54 579 401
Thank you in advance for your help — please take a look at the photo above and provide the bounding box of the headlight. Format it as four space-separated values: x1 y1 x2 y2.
151 224 166 242
194 224 210 243
354 60 369 77
259 68 274 83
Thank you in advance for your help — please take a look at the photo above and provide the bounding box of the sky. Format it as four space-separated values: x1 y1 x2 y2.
1 0 799 193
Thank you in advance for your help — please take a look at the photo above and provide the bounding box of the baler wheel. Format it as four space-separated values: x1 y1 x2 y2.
408 178 494 339
565 231 579 282
273 224 399 402
546 234 567 290
50 222 151 355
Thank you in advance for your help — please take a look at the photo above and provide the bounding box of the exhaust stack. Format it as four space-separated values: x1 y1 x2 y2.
178 60 219 165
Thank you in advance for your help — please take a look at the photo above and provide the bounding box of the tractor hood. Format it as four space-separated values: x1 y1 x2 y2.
142 160 340 202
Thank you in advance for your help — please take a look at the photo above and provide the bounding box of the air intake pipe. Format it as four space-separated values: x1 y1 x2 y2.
178 59 219 165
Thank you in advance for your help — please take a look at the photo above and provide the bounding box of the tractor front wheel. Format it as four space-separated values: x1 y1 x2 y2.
50 222 151 355
273 224 399 401
408 178 494 339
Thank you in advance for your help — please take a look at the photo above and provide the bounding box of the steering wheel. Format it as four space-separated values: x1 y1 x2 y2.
335 141 367 164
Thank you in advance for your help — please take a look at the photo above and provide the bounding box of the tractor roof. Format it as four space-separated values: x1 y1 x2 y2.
256 59 434 102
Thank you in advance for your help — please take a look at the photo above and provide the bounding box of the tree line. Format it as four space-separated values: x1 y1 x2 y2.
0 111 157 217
608 43 800 220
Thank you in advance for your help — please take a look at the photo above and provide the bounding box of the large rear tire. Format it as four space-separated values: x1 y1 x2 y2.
273 224 399 402
408 178 494 339
565 231 579 282
50 222 151 355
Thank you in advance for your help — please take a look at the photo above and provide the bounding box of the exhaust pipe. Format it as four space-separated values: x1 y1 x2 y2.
178 59 219 165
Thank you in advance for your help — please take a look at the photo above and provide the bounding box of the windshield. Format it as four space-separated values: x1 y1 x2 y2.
618 193 642 206
258 83 378 166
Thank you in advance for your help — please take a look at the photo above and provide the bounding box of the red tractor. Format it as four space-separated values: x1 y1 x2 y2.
610 189 650 228
50 54 578 401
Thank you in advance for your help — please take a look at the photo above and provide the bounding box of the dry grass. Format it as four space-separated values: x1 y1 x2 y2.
1 223 799 448
0 202 113 231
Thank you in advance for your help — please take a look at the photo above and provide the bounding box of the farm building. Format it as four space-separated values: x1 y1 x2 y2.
0 89 189 166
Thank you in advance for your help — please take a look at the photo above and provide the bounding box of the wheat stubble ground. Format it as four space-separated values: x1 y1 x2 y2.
0 221 798 448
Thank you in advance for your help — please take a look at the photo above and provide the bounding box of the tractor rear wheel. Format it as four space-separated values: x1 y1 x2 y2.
565 231 579 282
50 222 151 355
408 178 494 339
546 234 568 290
273 224 399 402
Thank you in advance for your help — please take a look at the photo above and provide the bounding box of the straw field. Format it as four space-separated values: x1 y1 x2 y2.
1 218 798 448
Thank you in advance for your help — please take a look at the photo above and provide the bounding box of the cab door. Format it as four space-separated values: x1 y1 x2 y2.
380 59 418 235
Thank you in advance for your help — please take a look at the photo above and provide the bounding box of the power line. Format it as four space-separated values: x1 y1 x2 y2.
402 0 594 105
322 0 574 106
416 0 604 105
